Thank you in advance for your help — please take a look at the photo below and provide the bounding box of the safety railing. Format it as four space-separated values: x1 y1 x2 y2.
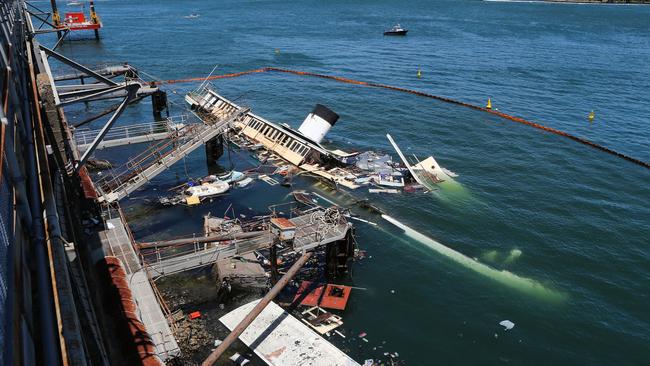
74 115 190 148
95 108 243 197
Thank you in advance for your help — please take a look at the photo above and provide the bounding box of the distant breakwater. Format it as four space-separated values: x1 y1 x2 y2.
486 0 650 4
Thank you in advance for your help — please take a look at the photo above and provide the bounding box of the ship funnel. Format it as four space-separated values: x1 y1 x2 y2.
298 104 339 144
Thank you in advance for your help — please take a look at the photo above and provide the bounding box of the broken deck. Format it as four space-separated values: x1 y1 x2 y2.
220 299 359 366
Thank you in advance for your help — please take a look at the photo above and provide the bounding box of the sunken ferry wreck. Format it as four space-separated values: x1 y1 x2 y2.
185 84 458 194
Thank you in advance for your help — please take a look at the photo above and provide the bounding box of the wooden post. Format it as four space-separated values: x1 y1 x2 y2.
202 252 312 366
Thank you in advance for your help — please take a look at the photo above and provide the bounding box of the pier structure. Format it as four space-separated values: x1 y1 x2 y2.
98 213 181 361
93 107 248 202
1 2 214 364
141 207 353 278
74 115 188 151
1 1 122 364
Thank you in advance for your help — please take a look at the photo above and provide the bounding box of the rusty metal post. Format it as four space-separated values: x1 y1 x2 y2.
269 238 279 285
202 251 312 366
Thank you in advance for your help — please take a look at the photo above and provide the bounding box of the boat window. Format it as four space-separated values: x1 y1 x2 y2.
282 135 291 146
289 141 297 151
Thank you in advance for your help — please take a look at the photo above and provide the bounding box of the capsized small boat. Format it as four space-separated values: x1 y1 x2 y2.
384 24 408 36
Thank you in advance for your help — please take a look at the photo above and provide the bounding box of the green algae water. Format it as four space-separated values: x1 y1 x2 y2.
48 0 650 364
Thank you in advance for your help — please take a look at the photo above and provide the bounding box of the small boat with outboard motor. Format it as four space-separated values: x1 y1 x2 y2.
384 24 408 36
184 180 229 200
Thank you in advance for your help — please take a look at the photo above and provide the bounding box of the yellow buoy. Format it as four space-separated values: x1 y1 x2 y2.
486 98 492 110
588 110 595 122
417 67 422 79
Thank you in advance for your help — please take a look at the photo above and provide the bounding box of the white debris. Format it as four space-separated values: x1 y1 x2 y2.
499 320 515 330
213 339 222 347
363 360 374 366
229 352 250 365
106 222 115 230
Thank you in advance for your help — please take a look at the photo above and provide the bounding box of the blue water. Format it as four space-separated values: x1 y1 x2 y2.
46 0 650 364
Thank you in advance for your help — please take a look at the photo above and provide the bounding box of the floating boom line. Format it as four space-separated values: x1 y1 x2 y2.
153 67 649 170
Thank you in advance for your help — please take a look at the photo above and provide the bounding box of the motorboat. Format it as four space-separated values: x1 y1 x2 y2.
235 177 253 187
184 181 229 199
384 24 408 36
373 171 405 188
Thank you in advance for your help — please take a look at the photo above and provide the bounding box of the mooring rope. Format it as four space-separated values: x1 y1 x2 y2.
154 67 649 170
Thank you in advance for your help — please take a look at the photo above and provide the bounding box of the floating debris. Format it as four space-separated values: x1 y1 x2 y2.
229 352 250 365
499 320 515 330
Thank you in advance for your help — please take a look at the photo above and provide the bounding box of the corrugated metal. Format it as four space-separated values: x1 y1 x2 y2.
0 157 13 366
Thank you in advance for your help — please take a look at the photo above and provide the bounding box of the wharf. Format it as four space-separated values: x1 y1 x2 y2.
145 232 275 278
144 209 352 278
99 217 181 361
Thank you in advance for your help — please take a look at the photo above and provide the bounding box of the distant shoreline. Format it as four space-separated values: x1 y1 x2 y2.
484 0 650 4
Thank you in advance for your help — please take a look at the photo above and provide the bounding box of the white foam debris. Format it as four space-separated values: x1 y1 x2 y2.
229 352 250 365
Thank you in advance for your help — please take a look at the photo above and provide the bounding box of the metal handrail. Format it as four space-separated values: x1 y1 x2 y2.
74 115 190 146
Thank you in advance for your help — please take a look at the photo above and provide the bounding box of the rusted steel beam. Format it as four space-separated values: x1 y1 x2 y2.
202 251 312 366
137 230 268 250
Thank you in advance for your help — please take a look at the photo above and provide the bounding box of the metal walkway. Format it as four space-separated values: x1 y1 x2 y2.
143 209 351 278
74 116 188 151
96 108 247 202
145 233 275 278
99 216 181 361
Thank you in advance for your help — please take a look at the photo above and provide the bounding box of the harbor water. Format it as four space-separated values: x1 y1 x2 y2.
51 0 650 364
